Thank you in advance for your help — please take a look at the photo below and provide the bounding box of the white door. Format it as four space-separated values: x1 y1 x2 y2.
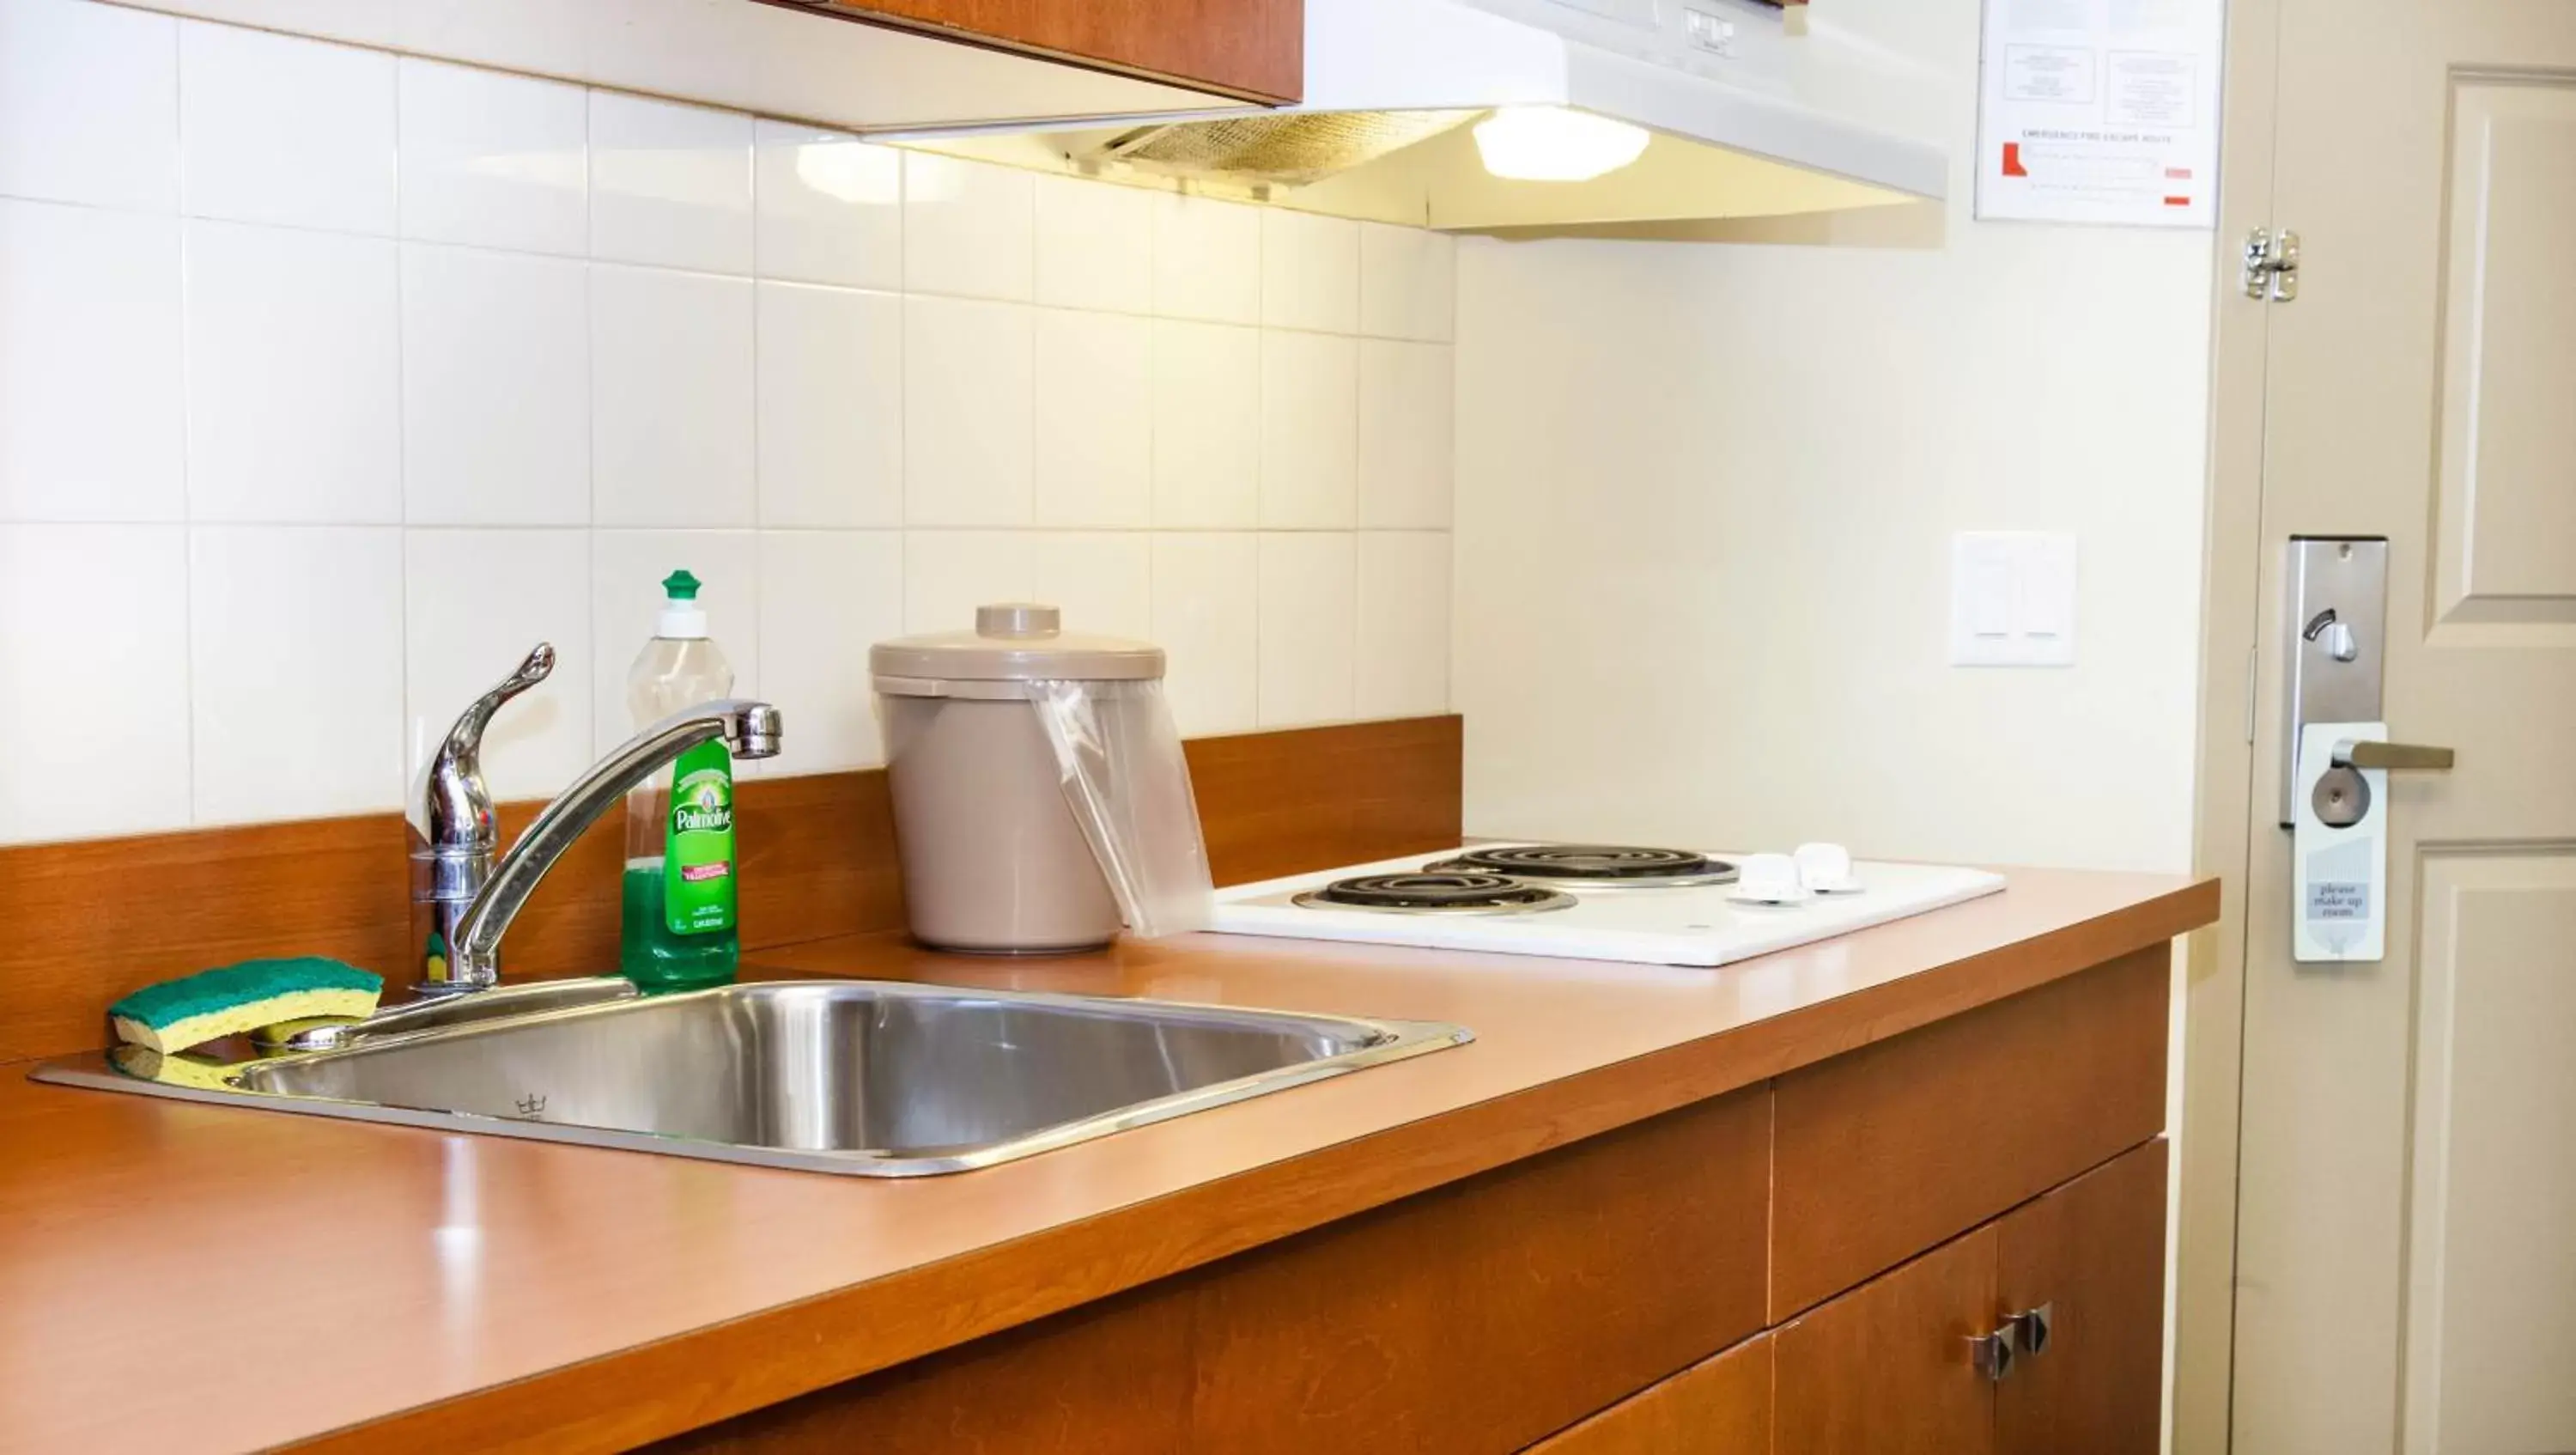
2230 2 2576 1452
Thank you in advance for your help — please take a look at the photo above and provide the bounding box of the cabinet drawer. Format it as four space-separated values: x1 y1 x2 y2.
1774 1225 2000 1455
1527 1332 1771 1453
1770 947 2168 1318
658 1087 1771 1454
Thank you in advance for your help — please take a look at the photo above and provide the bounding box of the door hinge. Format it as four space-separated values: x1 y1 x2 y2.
2243 227 2300 301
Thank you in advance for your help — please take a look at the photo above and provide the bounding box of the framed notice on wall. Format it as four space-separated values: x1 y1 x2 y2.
1974 0 2223 228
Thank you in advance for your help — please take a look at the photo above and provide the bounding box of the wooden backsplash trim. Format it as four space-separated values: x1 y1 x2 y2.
0 715 1462 1063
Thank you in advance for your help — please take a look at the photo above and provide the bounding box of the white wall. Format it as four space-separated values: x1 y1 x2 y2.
0 0 1457 846
1453 0 2213 877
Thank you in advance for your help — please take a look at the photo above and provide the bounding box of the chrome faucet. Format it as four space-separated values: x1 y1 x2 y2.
409 644 554 996
411 642 782 997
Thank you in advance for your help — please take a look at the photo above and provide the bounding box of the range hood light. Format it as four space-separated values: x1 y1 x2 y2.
1470 107 1652 182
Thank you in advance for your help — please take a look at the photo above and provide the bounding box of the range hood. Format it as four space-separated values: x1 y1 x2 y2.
884 0 1947 232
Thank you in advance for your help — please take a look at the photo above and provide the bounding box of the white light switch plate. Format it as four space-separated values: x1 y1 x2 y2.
1950 531 2077 667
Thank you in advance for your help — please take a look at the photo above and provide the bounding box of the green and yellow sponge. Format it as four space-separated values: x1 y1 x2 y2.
108 958 382 1054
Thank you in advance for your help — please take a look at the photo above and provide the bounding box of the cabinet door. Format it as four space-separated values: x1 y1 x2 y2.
1994 1140 2168 1455
1527 1333 1771 1453
1774 1225 1999 1455
816 1 1303 101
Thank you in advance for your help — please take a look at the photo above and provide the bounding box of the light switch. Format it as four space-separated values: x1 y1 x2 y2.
1950 532 2077 667
1964 539 2014 637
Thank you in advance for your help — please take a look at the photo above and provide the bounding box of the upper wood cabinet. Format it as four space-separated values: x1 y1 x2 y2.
801 0 1303 102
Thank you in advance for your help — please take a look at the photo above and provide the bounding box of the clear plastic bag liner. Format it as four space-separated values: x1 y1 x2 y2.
1027 678 1214 938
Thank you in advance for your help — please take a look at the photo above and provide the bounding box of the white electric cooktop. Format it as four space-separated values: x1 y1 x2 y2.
1207 843 2008 968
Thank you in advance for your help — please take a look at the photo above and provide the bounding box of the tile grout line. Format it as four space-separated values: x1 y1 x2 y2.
171 8 201 831
392 53 413 802
582 76 601 764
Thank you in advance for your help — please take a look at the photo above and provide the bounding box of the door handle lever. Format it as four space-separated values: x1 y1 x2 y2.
2330 740 2454 771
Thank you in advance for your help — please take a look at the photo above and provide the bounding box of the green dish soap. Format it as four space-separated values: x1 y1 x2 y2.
619 569 741 992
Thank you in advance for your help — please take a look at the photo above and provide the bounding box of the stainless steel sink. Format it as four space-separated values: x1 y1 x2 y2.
34 980 1471 1175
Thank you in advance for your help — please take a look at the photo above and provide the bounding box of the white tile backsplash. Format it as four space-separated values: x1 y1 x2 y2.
903 295 1034 527
0 3 1455 843
179 21 397 234
1357 530 1451 720
188 525 406 822
902 152 1033 302
752 121 900 290
591 263 755 527
397 57 587 255
1034 174 1151 314
756 281 902 528
904 528 1035 633
183 220 402 523
1034 309 1151 528
401 243 589 526
756 529 903 774
588 90 753 273
0 524 191 844
1034 531 1152 643
1151 532 1258 736
1261 209 1359 335
403 527 592 799
1151 192 1260 326
1359 340 1455 530
1257 532 1357 727
1151 319 1260 529
0 0 179 212
0 200 185 523
1359 222 1456 343
1259 330 1358 529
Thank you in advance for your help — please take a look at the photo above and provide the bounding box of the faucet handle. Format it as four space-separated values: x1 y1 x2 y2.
448 642 555 754
410 642 555 850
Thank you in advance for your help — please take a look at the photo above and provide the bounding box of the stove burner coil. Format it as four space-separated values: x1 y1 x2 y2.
1422 844 1737 888
1293 872 1576 916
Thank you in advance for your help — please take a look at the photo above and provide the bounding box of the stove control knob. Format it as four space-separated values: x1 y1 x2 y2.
1794 842 1857 892
1736 853 1807 903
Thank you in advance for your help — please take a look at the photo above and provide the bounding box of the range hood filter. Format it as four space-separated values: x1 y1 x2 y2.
1093 110 1482 188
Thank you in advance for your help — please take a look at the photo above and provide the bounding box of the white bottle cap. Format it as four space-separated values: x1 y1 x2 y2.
658 569 709 639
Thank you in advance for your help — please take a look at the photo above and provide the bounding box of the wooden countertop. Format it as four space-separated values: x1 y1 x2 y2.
0 867 2215 1455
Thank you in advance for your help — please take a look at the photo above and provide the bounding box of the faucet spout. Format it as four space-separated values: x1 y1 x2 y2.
434 698 782 995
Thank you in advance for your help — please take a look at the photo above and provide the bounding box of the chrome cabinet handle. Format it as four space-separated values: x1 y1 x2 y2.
2009 1302 2055 1358
1969 1324 2019 1381
2330 740 2454 771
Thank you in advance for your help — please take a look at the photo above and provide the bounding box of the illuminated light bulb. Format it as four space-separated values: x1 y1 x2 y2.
1470 107 1652 182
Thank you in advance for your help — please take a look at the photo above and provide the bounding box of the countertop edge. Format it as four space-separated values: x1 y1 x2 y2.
274 875 2220 1455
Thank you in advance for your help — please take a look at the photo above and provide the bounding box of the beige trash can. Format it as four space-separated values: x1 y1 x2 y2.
871 604 1166 953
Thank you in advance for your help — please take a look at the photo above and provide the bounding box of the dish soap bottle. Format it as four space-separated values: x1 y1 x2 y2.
620 569 740 991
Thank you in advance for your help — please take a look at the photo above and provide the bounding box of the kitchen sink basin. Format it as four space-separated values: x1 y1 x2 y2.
33 980 1471 1176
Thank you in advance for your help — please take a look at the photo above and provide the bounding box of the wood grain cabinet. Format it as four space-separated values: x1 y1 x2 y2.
1771 1140 2171 1455
656 956 2172 1455
1528 1335 1775 1454
1994 1141 2169 1455
792 0 1303 101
